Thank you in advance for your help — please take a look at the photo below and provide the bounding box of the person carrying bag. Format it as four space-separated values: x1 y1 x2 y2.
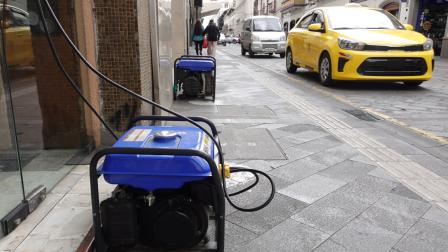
203 19 220 57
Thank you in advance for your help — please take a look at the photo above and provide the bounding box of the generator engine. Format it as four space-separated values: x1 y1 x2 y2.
182 73 203 97
97 125 221 251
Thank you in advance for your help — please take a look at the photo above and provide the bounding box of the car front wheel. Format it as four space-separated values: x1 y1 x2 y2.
279 53 285 58
249 45 255 57
319 53 333 86
286 49 297 73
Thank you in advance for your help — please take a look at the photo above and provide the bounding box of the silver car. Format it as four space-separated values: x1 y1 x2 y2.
240 16 286 58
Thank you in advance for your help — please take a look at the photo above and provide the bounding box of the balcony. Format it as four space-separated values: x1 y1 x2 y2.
280 0 306 12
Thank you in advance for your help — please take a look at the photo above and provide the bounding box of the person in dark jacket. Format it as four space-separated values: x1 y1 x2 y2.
203 19 220 57
192 20 204 55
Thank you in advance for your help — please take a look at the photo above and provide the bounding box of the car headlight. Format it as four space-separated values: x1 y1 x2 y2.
280 34 286 41
338 38 365 51
252 34 260 42
423 38 433 51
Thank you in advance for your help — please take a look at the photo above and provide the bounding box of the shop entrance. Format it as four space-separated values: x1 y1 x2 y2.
417 0 448 56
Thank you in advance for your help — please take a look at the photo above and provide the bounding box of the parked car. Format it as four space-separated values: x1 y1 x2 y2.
286 5 434 86
224 35 234 44
217 33 227 46
240 16 286 58
1 5 34 67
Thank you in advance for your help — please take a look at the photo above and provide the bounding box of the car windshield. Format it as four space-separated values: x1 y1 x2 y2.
326 8 404 30
253 18 282 32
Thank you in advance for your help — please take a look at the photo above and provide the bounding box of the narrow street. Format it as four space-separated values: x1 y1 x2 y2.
171 45 448 251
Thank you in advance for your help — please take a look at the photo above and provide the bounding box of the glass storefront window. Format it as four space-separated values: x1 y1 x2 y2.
1 0 89 237
0 34 24 239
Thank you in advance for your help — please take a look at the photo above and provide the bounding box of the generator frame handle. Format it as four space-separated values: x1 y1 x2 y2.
90 147 225 252
128 115 219 137
174 55 216 101
177 55 216 65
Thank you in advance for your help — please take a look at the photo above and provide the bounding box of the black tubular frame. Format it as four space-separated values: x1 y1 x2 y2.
174 55 216 101
90 148 225 252
128 115 219 137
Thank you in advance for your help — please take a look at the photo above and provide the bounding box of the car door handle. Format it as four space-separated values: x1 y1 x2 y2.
16 33 25 37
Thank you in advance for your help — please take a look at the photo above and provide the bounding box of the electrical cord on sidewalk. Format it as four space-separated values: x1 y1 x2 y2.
36 0 275 212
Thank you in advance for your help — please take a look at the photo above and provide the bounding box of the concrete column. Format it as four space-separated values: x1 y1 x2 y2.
172 0 188 60
74 0 101 147
94 0 155 131
31 0 86 148
0 69 12 150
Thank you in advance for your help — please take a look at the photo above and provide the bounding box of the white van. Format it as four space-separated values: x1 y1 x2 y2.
240 16 286 58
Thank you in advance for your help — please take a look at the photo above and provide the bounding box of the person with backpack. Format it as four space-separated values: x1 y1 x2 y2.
203 19 220 57
192 20 204 55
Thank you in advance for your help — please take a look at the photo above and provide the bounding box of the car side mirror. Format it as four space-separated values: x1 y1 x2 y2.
403 24 414 31
308 23 323 32
246 27 250 31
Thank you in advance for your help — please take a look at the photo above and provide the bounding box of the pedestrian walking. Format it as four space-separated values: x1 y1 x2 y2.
203 19 220 57
192 20 204 56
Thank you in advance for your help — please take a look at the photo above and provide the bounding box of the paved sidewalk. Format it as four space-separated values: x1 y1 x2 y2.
171 49 448 251
1 49 448 252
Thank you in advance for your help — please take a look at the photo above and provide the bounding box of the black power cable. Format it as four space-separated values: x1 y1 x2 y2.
37 0 275 212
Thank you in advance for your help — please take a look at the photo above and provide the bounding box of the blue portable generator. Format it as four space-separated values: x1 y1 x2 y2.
174 55 216 101
90 116 227 251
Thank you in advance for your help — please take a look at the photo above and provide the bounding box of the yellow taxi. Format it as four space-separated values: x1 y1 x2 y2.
2 5 34 67
286 5 434 86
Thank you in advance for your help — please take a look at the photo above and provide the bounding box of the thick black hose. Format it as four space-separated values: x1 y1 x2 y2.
35 0 118 140
228 171 259 197
229 167 276 211
39 0 274 212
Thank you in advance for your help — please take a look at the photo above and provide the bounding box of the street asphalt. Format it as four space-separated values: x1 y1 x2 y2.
170 45 448 251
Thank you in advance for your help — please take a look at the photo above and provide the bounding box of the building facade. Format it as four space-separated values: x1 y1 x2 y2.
0 0 192 238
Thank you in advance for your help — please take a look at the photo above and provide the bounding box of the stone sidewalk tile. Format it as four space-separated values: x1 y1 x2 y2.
368 167 398 182
359 194 430 235
313 238 348 252
236 218 329 252
330 217 402 252
393 219 448 252
268 157 328 182
389 184 428 202
292 135 342 155
333 176 399 205
226 193 308 235
224 221 258 251
279 174 346 204
292 203 360 235
319 160 376 183
422 205 448 226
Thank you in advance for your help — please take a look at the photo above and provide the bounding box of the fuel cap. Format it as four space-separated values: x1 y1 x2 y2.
153 130 178 141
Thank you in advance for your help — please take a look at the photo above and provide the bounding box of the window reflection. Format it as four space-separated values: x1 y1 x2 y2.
0 1 87 234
